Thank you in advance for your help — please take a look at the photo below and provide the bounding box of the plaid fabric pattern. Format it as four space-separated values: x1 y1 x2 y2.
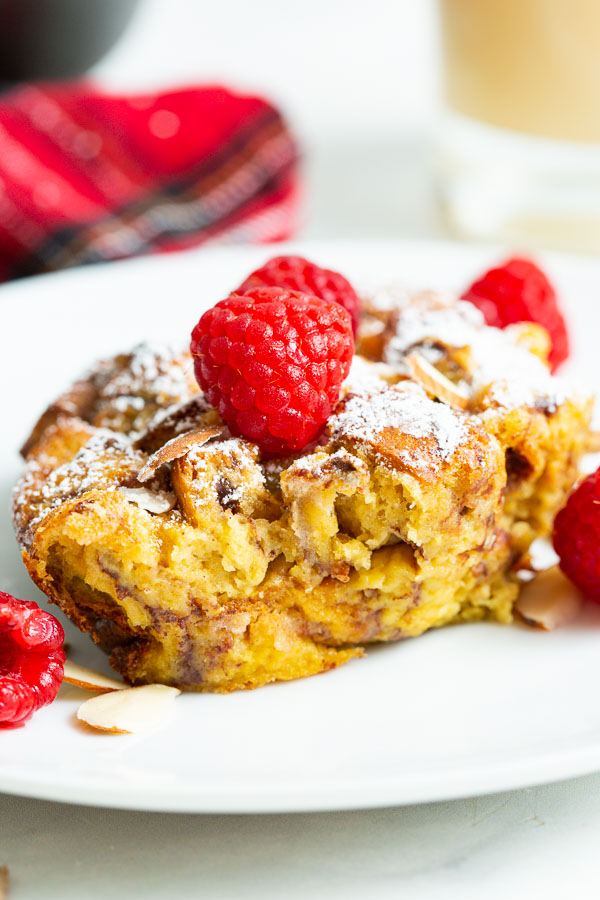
0 83 299 282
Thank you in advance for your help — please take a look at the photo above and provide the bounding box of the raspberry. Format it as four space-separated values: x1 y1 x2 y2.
0 592 65 728
190 287 354 455
462 257 569 371
553 470 600 602
237 255 361 335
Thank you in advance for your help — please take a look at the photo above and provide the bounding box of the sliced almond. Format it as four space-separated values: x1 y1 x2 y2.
406 352 469 411
0 865 8 900
63 660 126 693
137 425 223 482
516 565 583 630
117 486 176 514
77 684 181 734
133 394 213 453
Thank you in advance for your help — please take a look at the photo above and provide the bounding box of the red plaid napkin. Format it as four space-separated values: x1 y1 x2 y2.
0 82 299 282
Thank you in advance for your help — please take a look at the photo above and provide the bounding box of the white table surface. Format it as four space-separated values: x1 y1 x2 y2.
4 774 600 899
4 4 600 897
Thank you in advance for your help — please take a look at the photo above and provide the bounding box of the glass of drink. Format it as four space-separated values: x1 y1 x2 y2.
437 0 600 253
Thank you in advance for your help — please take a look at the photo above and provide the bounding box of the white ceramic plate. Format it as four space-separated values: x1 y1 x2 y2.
1 240 600 814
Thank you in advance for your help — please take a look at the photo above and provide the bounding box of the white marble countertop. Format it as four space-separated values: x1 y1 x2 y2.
4 773 600 899
4 3 600 896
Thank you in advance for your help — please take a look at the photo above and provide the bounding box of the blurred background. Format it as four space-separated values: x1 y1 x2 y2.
1 0 599 271
87 0 441 241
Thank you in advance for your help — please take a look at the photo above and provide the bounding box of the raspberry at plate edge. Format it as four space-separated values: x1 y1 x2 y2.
0 592 65 728
462 257 569 372
553 469 600 603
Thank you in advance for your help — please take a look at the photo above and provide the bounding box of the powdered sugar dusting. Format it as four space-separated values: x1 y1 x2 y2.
383 299 572 411
112 396 145 413
363 284 457 313
286 447 366 479
15 433 145 539
341 355 396 397
362 283 413 312
185 438 266 508
91 342 198 437
186 437 256 467
142 394 211 438
102 342 192 401
330 382 469 464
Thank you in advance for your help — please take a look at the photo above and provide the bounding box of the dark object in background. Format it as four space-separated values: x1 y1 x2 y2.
0 0 140 81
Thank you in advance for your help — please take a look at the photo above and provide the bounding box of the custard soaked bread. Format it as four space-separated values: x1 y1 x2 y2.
13 297 592 691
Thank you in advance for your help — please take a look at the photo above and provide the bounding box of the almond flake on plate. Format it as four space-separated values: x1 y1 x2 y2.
137 425 223 482
516 565 583 630
406 352 469 411
63 660 126 693
76 684 181 734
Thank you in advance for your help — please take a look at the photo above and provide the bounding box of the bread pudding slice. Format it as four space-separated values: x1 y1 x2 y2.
12 299 593 692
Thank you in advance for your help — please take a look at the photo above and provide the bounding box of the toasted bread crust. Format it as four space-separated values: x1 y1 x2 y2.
13 297 593 691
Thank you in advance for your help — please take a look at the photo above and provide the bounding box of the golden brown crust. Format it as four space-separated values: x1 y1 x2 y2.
21 379 99 459
21 343 200 461
12 294 594 692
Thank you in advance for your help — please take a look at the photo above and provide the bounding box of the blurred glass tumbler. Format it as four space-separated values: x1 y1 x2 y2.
0 0 139 81
438 0 600 253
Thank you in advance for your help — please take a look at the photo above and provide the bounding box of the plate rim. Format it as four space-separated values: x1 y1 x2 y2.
2 237 600 814
2 739 600 813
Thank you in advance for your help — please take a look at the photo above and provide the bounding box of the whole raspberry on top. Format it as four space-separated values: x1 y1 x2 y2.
0 592 65 728
191 287 354 455
462 257 569 371
553 469 600 603
237 255 361 335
